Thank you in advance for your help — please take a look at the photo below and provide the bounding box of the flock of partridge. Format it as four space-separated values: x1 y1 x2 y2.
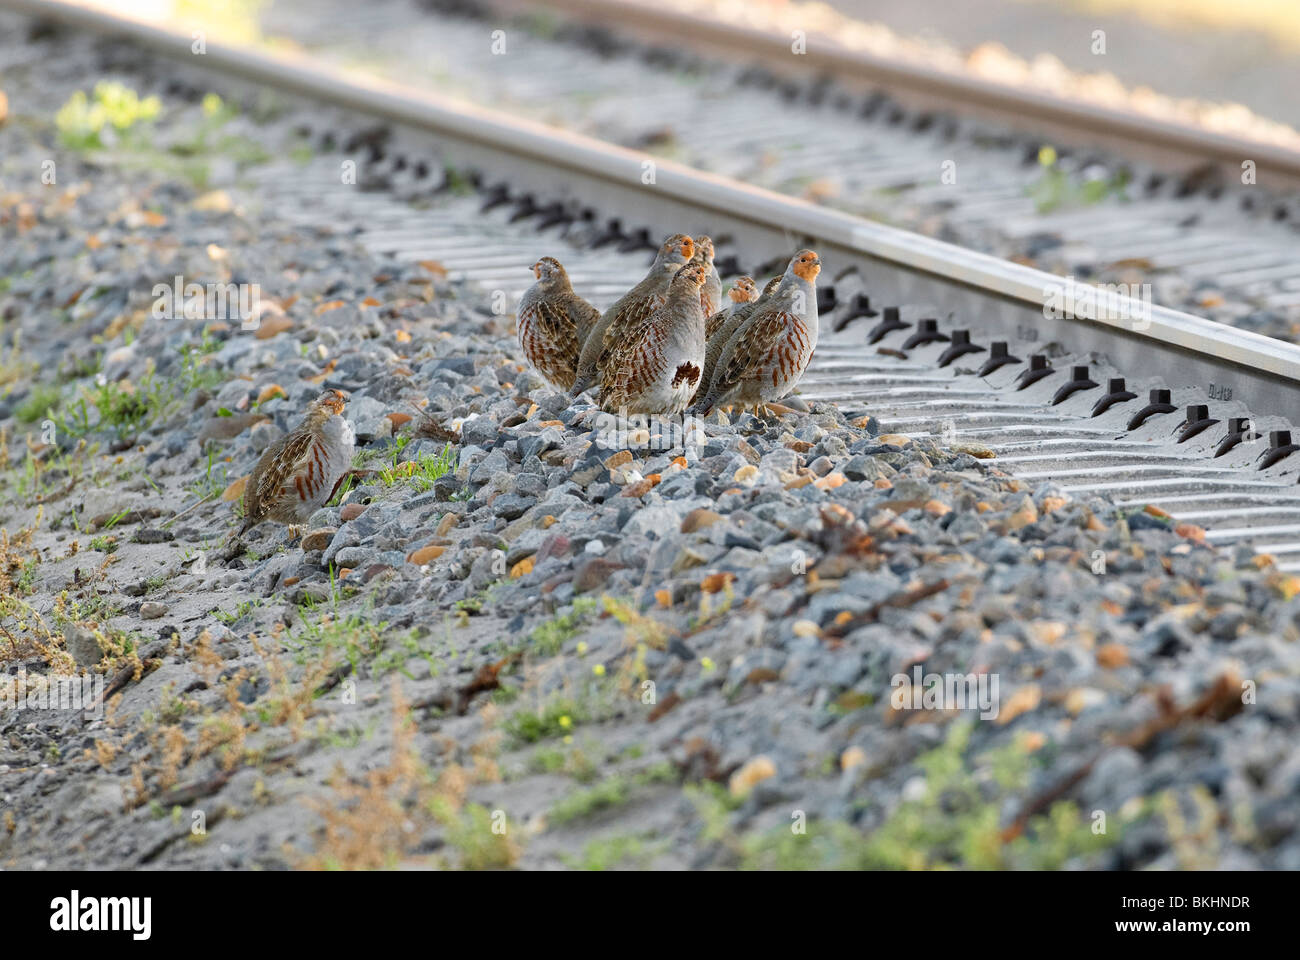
235 235 822 539
517 234 821 417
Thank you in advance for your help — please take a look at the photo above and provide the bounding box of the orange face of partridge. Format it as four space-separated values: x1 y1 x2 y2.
661 234 694 263
792 249 821 283
532 257 563 282
676 264 708 289
318 389 347 417
729 277 756 304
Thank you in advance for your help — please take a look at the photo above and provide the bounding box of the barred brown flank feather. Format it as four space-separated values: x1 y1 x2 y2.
693 250 820 414
516 257 597 391
597 294 664 371
572 234 695 396
601 263 708 414
696 275 774 406
705 309 729 342
240 390 354 535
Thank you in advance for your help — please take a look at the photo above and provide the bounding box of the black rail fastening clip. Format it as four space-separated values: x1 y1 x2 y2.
975 342 1020 378
588 219 626 249
1050 365 1099 405
1213 417 1257 458
1014 355 1055 391
508 194 540 222
937 330 985 367
816 286 838 315
533 203 574 232
479 182 512 213
1176 405 1220 443
833 293 879 333
1126 389 1177 430
867 306 909 344
1090 377 1137 417
712 255 743 278
1258 431 1299 470
617 228 657 255
902 318 949 351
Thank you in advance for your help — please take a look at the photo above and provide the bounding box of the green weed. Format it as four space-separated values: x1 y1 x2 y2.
548 763 675 825
56 81 161 151
15 384 62 424
528 596 598 657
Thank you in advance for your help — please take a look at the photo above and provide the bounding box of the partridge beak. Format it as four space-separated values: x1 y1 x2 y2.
532 262 542 279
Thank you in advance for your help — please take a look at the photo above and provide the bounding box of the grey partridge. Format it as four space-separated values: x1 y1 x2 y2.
241 389 355 537
517 256 601 391
690 235 723 320
600 263 709 415
697 274 777 407
570 233 695 398
690 250 821 417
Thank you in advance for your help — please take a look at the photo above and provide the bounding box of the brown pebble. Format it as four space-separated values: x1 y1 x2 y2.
1096 643 1130 669
300 528 336 552
1004 495 1039 531
603 450 633 470
573 556 625 594
406 544 446 565
681 508 723 533
621 478 656 498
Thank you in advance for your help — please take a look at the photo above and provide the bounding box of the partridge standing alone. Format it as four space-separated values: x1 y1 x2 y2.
690 250 821 417
690 235 723 320
600 263 708 415
570 233 695 398
241 389 355 537
697 274 777 406
517 256 601 391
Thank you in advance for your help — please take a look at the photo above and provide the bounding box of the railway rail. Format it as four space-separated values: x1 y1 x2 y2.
3 0 1300 572
501 0 1300 189
227 0 1300 342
